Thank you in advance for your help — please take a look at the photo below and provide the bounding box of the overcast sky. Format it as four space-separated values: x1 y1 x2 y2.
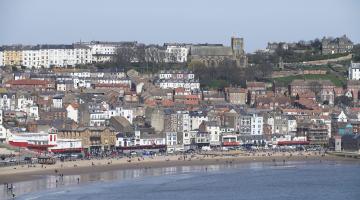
0 0 359 52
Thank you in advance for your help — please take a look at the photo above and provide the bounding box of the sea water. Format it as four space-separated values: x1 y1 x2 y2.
3 160 360 200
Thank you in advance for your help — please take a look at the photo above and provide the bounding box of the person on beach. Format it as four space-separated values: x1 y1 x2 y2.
77 177 80 184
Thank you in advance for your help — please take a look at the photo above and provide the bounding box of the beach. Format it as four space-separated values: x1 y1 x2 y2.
0 151 358 184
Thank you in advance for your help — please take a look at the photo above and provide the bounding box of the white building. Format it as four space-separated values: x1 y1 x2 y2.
206 122 221 146
66 103 79 123
166 132 178 146
97 78 131 86
117 130 166 148
190 112 208 130
85 41 137 63
287 117 297 134
70 71 91 78
49 138 82 153
0 109 6 142
222 134 239 146
0 51 3 67
158 70 195 80
52 96 63 108
0 93 16 111
178 111 190 133
73 78 92 89
348 62 360 80
166 132 181 152
89 110 108 127
118 107 134 124
0 109 2 125
88 41 117 63
48 44 92 67
22 48 41 68
164 44 189 63
251 114 263 135
56 81 67 91
21 44 92 68
16 95 34 110
337 111 348 123
28 105 39 120
183 131 193 146
158 79 200 91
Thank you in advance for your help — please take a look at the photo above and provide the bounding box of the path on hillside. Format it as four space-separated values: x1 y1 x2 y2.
285 54 352 67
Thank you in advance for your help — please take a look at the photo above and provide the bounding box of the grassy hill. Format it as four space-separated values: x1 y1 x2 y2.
272 73 346 87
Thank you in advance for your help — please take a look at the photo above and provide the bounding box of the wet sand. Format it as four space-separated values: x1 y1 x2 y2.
0 152 358 184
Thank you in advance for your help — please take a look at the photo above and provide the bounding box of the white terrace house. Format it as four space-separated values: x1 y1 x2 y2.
348 62 360 80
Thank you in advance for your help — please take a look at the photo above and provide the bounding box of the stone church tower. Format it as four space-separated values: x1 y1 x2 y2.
231 37 244 57
231 37 247 67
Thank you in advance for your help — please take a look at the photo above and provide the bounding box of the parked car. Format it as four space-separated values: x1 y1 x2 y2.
24 157 33 163
201 146 211 151
130 151 137 156
185 149 195 154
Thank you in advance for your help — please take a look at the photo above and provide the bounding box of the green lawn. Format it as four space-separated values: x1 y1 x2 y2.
272 74 346 87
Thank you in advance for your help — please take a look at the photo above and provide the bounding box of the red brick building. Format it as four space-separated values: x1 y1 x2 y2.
5 79 54 91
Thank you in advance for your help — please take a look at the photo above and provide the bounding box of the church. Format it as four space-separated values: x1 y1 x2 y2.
189 37 247 68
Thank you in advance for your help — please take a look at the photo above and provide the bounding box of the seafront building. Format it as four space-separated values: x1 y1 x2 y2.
0 37 359 154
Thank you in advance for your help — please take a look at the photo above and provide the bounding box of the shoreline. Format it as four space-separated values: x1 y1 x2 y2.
0 153 359 184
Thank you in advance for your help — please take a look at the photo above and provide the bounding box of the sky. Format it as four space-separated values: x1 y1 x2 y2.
0 0 359 52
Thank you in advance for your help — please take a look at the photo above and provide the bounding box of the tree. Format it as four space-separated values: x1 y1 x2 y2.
114 46 137 67
334 96 353 107
135 44 146 65
166 49 179 63
309 81 322 101
145 46 167 72
188 60 206 70
310 38 322 54
352 44 360 62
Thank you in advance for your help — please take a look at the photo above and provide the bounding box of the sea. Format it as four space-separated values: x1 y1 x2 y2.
2 160 360 200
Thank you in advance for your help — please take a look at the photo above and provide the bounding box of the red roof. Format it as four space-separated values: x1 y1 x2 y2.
6 79 49 86
95 83 129 88
246 81 266 88
175 87 185 93
277 141 310 145
185 94 200 99
162 99 174 107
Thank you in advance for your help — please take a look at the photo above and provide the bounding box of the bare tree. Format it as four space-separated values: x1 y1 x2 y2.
145 46 165 63
114 46 137 67
166 49 180 63
135 44 146 65
309 81 322 100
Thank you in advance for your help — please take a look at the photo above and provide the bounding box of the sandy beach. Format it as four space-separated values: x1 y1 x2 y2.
0 151 358 184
